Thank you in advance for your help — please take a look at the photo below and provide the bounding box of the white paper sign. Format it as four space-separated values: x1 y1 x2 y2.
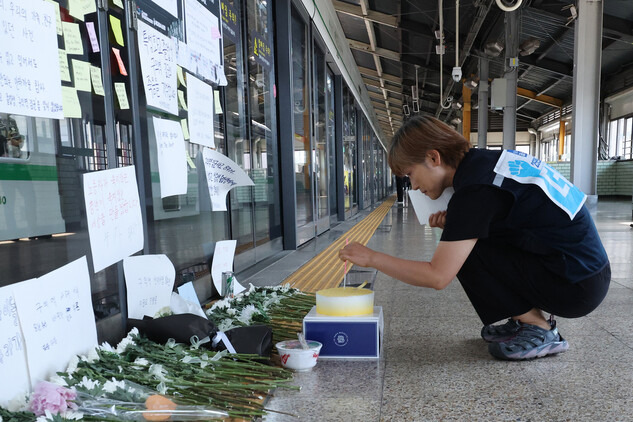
202 148 254 211
152 117 188 198
151 0 178 17
0 286 30 406
187 74 215 148
83 166 144 273
211 240 246 295
408 188 454 226
137 20 178 115
0 0 63 119
13 257 98 386
123 254 175 319
185 0 222 71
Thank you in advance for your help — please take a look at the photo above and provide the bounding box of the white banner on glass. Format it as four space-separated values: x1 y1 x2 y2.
13 257 97 386
137 20 178 116
83 166 144 273
0 0 63 119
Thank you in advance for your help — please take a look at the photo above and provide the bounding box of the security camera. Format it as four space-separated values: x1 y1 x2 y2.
452 67 462 83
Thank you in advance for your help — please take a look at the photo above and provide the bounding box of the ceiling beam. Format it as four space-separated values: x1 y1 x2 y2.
358 66 401 84
332 0 398 27
516 87 563 108
349 39 400 62
362 77 403 95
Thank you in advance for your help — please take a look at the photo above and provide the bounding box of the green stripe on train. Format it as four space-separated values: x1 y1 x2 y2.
0 163 59 181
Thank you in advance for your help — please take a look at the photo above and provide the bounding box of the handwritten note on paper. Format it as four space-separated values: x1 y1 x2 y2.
61 86 82 118
151 0 178 17
0 286 30 407
59 50 71 82
211 240 246 295
202 148 254 211
137 20 178 116
114 82 130 110
123 255 175 319
90 66 105 96
83 166 144 273
152 117 187 198
43 0 63 35
69 0 96 21
407 188 454 226
112 47 128 76
72 59 92 92
13 257 98 386
0 0 64 119
185 0 222 71
86 21 100 53
187 74 215 148
62 22 84 55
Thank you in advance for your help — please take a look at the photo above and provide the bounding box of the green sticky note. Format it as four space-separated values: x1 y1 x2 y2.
58 50 71 82
109 15 125 47
177 66 187 87
62 22 84 55
178 90 188 110
185 150 196 169
181 119 190 140
114 82 130 109
90 66 105 96
61 87 82 118
214 90 223 114
72 59 91 92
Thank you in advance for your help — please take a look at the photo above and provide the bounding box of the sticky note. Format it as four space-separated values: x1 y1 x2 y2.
90 66 105 96
112 47 128 76
114 82 130 109
214 90 223 114
185 150 196 169
181 119 190 140
86 22 100 53
58 50 71 82
113 0 124 7
178 90 188 110
177 66 187 87
109 15 125 47
62 22 84 55
211 26 221 40
61 87 82 118
72 59 91 92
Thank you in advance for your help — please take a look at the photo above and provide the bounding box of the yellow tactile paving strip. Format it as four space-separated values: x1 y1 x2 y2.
287 195 396 292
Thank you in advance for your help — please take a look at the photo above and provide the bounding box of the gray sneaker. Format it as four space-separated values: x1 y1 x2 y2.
488 321 569 360
481 319 521 343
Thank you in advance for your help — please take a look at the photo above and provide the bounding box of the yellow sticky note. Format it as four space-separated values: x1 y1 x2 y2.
62 22 84 55
61 87 82 118
71 59 91 92
44 0 63 35
69 0 97 20
177 66 187 87
181 119 190 140
109 15 125 47
214 90 223 114
113 0 124 7
185 150 196 169
58 50 71 82
178 90 188 110
114 82 130 109
90 66 105 96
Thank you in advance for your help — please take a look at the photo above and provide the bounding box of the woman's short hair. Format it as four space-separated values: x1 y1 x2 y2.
388 115 471 176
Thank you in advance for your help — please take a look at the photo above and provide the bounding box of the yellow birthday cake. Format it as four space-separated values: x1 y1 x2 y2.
316 287 375 316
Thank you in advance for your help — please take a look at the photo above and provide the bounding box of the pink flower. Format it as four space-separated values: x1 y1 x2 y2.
29 381 78 417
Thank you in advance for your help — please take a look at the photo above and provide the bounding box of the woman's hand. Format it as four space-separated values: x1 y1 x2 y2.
428 211 446 229
339 242 375 267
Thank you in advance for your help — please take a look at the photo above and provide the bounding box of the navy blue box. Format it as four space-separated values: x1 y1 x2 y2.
303 306 383 359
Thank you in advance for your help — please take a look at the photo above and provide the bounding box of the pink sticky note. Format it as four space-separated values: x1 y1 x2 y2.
211 26 221 39
112 47 128 76
86 22 100 53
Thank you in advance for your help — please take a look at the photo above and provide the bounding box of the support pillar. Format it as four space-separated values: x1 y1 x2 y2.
477 58 489 149
570 0 603 203
503 10 519 149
